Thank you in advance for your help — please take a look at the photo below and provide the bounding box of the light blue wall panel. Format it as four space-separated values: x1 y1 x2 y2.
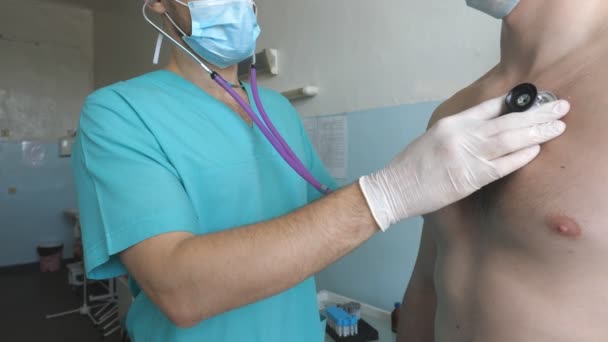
0 141 77 267
315 101 440 310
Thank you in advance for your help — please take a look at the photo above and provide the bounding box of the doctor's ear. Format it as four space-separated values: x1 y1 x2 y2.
148 0 168 14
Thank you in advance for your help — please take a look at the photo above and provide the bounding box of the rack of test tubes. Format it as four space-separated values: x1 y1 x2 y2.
338 302 361 320
318 291 381 341
325 302 361 337
325 304 360 338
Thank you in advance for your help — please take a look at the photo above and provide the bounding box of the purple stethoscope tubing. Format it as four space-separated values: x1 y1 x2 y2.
212 67 332 195
142 0 332 195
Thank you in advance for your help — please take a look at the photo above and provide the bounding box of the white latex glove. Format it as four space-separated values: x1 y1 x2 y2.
359 96 570 231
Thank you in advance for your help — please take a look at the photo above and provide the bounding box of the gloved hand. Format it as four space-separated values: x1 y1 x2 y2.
359 96 570 231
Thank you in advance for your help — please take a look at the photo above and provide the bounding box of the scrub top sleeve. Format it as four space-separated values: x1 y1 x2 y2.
72 89 199 280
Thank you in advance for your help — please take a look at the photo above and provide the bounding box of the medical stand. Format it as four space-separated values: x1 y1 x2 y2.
45 261 106 321
45 262 121 340
90 278 121 337
46 209 120 338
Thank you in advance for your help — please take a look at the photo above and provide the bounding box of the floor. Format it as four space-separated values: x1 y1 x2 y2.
0 264 123 342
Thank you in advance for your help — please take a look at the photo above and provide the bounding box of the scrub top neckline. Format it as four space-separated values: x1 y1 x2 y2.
155 69 257 129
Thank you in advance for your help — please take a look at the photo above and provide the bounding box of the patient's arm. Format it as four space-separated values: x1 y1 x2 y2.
397 222 437 342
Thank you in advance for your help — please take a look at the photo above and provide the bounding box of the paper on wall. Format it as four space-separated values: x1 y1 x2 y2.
302 115 348 180
22 141 47 167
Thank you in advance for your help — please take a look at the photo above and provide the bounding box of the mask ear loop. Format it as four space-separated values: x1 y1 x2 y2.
142 0 241 88
153 33 163 65
153 4 190 65
142 0 212 73
251 1 258 67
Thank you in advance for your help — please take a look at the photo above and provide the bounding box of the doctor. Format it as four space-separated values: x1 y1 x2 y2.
71 0 569 341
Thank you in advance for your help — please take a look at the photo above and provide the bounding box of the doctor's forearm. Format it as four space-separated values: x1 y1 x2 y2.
123 183 378 327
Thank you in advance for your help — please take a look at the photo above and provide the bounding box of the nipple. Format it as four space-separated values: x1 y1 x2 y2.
546 214 582 239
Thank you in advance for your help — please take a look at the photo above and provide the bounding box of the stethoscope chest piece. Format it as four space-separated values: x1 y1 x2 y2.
505 83 558 113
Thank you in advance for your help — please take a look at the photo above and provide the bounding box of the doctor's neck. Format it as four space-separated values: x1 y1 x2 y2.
166 44 241 98
498 0 608 77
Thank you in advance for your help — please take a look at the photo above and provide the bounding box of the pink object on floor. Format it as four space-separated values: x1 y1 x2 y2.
37 243 63 272
40 254 61 272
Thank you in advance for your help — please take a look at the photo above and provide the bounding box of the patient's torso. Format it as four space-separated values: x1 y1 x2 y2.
429 44 608 341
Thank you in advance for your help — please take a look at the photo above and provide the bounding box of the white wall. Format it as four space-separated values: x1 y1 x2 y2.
255 0 501 116
0 0 93 140
93 0 501 116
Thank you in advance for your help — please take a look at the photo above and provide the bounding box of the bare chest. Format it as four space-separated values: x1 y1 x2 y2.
431 68 608 261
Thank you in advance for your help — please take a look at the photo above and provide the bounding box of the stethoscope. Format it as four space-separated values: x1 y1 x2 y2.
504 83 559 113
142 1 332 195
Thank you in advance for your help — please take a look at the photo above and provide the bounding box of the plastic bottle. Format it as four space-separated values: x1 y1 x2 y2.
391 302 401 333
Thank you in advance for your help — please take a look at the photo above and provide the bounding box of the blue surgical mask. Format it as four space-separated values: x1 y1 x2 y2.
169 0 261 69
466 0 520 19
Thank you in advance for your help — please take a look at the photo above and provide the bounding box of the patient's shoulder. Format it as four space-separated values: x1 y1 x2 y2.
429 86 480 127
428 69 502 129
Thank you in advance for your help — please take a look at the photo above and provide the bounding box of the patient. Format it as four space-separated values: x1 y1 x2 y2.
398 1 608 341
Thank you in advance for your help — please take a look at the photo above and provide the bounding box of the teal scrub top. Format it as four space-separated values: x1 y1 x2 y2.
72 70 338 342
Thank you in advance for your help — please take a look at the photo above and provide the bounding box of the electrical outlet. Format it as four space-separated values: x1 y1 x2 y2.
8 187 17 195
